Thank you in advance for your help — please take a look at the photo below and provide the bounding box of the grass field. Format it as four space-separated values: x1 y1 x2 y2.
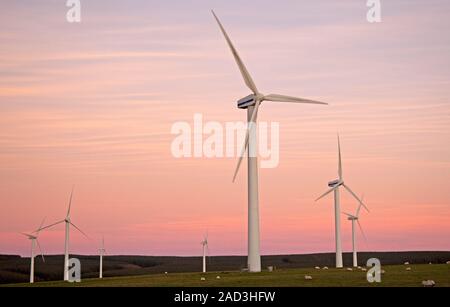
4 264 449 287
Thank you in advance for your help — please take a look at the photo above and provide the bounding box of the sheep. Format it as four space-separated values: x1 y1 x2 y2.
406 267 411 271
304 275 313 280
200 277 206 281
404 261 410 265
315 266 321 270
422 280 435 287
322 266 329 270
216 276 221 279
346 268 353 271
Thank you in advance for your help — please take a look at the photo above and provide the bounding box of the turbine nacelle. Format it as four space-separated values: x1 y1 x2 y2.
237 94 257 109
328 179 343 187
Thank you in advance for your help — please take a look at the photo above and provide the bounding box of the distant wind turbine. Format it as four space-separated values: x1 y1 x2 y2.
343 195 368 267
212 10 328 272
38 187 89 281
315 135 368 268
21 218 46 283
99 236 106 279
201 233 209 273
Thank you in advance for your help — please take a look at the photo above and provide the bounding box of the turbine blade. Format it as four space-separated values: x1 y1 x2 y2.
357 220 367 242
69 222 89 240
36 239 45 263
232 100 260 182
263 94 327 105
38 220 65 232
343 184 370 213
315 186 336 202
211 10 259 94
66 186 75 218
20 232 32 238
35 217 47 234
342 212 354 218
337 134 342 180
356 194 365 217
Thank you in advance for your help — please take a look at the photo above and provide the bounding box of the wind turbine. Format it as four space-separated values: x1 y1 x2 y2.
21 218 46 283
99 236 106 279
201 233 209 273
38 187 89 281
343 195 368 267
212 10 328 272
315 135 368 268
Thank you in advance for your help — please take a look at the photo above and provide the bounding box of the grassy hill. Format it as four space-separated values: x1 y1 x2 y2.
1 251 449 284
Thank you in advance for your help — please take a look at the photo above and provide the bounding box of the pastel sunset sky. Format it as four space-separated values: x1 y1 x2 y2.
1 0 449 256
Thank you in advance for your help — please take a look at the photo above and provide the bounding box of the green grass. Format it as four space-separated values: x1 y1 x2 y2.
3 264 449 287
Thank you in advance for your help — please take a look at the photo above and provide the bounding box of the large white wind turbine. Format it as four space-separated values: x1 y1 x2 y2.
315 135 368 268
38 187 89 281
99 236 106 279
201 234 209 273
343 195 368 267
212 10 328 272
21 218 46 283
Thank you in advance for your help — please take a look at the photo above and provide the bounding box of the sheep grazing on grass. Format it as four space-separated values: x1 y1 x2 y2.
446 261 450 264
304 275 313 280
404 262 410 265
200 277 206 281
406 267 412 271
346 268 353 271
216 276 221 279
322 266 329 270
361 268 367 272
422 280 435 287
315 266 320 270
357 266 362 269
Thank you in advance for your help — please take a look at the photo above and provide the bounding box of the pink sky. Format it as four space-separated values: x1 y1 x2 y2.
1 1 449 256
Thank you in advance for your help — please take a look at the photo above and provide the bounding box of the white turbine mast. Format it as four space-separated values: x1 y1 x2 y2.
201 233 209 273
99 236 106 279
315 135 368 268
212 10 327 272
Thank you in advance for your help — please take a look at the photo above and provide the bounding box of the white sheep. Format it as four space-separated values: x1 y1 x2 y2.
322 266 329 270
304 275 313 280
404 261 409 265
346 268 353 271
315 266 320 270
422 280 435 287
406 267 411 271
216 276 221 279
201 277 206 281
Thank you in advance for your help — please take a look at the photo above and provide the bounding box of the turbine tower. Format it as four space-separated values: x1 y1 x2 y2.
21 218 46 283
38 187 89 281
343 195 368 267
201 234 208 273
212 10 328 272
99 236 106 278
315 135 368 268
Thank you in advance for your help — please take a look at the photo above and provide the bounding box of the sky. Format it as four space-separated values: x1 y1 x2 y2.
0 0 449 257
